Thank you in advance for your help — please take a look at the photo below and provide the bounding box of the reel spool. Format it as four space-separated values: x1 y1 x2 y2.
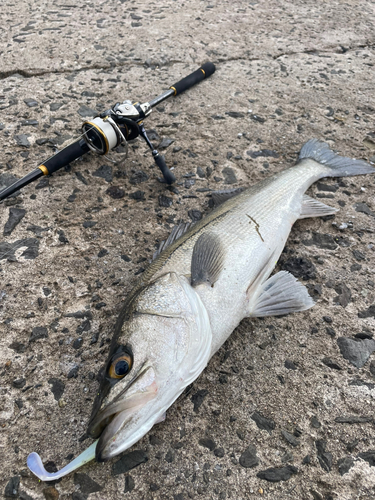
82 117 119 155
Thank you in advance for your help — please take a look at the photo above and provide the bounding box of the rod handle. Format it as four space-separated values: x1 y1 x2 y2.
42 139 89 175
0 169 43 202
170 62 215 96
0 140 89 202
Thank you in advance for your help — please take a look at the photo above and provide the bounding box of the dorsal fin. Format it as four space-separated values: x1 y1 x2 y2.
211 188 245 207
153 222 193 260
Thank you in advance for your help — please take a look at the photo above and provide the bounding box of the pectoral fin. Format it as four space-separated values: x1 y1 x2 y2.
248 271 315 317
299 194 338 219
191 233 225 287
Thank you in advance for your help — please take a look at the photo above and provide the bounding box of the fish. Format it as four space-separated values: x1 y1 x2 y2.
27 139 374 480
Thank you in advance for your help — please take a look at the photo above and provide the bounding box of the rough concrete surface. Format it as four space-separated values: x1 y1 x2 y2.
0 0 374 499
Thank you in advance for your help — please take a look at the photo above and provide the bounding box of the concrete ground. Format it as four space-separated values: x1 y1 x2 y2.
1 0 375 499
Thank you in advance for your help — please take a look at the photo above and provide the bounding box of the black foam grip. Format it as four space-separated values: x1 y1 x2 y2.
171 62 216 96
44 140 89 175
154 154 176 184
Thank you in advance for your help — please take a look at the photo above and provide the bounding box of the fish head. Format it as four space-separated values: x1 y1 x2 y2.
87 272 212 461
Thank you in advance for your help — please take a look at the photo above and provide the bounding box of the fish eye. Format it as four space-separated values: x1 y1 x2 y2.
108 353 133 379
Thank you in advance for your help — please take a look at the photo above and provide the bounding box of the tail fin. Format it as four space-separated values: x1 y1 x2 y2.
299 139 374 177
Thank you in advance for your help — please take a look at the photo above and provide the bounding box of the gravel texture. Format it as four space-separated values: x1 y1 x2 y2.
1 1 375 499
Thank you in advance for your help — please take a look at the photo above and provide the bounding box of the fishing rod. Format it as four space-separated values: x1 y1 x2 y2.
0 62 216 202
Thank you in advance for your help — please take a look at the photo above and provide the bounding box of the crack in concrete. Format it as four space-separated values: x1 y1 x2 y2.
272 41 375 60
0 42 373 81
217 42 374 65
0 60 146 80
0 58 186 81
220 40 374 64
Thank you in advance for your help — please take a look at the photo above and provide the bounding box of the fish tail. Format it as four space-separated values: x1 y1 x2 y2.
299 139 374 177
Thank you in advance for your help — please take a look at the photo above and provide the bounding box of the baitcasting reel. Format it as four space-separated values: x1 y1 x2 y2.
0 62 216 202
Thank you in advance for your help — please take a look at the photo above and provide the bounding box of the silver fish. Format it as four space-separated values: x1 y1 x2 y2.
27 139 374 480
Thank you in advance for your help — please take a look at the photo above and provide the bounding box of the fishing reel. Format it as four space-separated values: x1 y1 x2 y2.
82 101 150 155
0 62 216 202
80 100 176 181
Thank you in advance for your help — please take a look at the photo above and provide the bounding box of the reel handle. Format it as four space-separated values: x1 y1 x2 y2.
170 62 216 96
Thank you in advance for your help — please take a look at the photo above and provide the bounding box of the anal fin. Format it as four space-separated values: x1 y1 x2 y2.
299 194 338 219
248 271 315 317
191 233 225 287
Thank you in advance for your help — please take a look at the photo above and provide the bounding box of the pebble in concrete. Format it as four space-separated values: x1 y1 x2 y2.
337 337 375 368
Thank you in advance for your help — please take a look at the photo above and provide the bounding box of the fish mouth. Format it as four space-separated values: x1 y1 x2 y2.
87 365 158 462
